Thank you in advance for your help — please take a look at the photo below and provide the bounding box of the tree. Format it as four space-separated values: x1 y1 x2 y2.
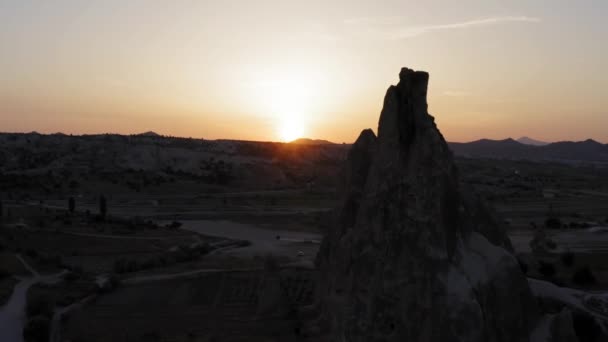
538 261 556 278
23 316 50 342
545 217 562 229
572 266 596 286
99 195 107 218
26 294 53 318
560 251 575 267
68 197 75 214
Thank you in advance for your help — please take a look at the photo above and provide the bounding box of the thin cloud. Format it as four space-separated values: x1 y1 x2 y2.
343 16 406 25
443 90 472 97
346 16 541 40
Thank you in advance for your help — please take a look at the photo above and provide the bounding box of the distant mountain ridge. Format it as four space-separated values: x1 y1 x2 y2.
0 131 606 165
290 138 335 145
516 136 549 146
449 138 608 164
136 131 162 137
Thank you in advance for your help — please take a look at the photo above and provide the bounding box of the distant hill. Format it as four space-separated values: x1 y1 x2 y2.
136 131 161 137
0 132 349 192
0 131 606 169
449 138 608 164
290 138 335 145
516 136 549 146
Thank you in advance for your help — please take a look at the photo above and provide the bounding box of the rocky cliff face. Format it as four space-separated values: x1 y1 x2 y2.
315 68 540 341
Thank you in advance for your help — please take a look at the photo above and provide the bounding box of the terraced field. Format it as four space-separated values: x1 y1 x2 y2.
62 269 316 342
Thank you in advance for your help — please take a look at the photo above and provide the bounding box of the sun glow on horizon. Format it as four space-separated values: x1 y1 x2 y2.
245 65 327 142
278 116 305 142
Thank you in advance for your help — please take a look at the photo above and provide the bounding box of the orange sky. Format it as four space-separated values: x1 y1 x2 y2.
1 1 607 143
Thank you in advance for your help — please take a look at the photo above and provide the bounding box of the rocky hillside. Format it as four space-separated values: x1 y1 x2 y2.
0 133 348 194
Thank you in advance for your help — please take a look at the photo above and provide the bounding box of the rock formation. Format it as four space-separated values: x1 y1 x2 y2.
314 68 548 341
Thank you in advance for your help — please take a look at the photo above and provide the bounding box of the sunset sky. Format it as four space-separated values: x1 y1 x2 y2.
1 0 606 143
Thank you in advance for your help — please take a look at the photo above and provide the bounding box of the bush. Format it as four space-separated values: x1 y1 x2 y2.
0 268 10 279
168 221 182 229
236 240 252 247
113 258 127 274
572 311 602 342
263 254 281 272
572 266 596 286
517 258 528 274
23 315 50 342
560 251 575 267
26 294 53 318
538 261 556 278
97 274 121 294
63 271 81 283
545 217 562 229
141 258 160 270
113 258 139 273
38 253 62 267
25 248 38 258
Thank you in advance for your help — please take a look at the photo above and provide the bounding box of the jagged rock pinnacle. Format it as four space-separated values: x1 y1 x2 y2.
313 68 545 342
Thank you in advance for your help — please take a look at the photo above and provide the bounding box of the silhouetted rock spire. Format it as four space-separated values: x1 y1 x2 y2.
314 68 544 341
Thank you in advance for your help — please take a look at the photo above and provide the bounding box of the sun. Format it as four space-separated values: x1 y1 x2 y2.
270 84 309 142
278 116 305 142
247 66 323 142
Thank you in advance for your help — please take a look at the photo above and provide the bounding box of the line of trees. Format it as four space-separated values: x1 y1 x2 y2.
65 195 107 219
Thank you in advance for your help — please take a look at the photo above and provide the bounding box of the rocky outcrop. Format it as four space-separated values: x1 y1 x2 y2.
314 68 542 341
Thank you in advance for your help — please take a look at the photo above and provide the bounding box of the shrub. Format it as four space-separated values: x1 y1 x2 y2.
63 271 81 283
572 311 602 342
572 266 596 286
68 197 75 213
545 217 562 229
65 264 84 274
517 258 528 274
538 261 556 278
168 221 182 229
194 243 211 255
263 254 281 272
23 315 51 342
0 268 10 279
25 249 38 258
26 294 53 318
114 258 139 273
113 258 128 274
126 259 139 272
97 274 121 294
560 251 575 267
236 240 252 247
99 195 107 218
141 258 160 270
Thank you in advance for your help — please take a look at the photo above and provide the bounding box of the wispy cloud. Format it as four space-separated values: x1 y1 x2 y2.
443 90 472 97
346 16 541 40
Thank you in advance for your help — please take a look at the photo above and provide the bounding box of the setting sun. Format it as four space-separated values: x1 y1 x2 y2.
248 65 323 142
278 116 305 142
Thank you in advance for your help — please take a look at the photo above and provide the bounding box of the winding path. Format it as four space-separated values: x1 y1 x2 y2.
0 255 66 342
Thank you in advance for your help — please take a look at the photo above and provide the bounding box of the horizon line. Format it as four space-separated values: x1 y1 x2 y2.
1 130 606 145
